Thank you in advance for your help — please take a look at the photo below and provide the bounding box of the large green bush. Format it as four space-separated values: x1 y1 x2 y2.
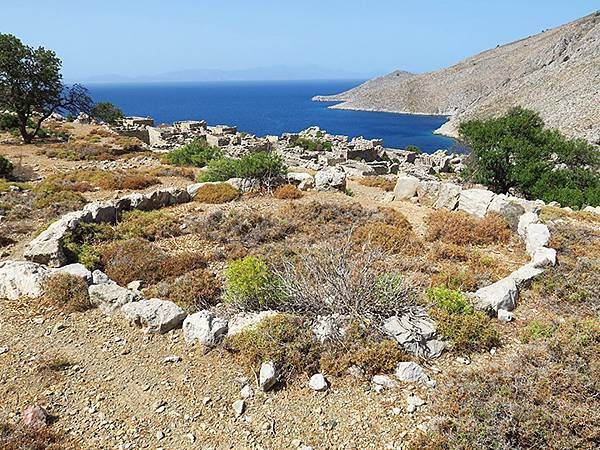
165 138 223 167
197 151 287 186
91 102 124 125
459 107 600 208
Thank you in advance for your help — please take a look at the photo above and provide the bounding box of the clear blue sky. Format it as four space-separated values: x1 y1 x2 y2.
1 0 597 80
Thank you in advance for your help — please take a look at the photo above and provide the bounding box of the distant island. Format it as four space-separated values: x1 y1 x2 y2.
314 13 600 145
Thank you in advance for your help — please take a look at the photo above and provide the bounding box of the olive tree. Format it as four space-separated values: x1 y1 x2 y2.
0 34 93 143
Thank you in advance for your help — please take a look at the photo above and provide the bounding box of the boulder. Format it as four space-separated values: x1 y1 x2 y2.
474 277 519 313
259 362 277 391
517 212 539 238
22 405 49 428
433 182 462 210
308 373 328 392
583 205 600 215
53 263 92 284
393 175 420 200
383 307 445 358
226 178 256 193
315 166 347 191
121 299 186 334
532 247 557 267
287 172 315 190
0 260 50 300
24 210 92 267
525 223 551 256
183 310 228 347
458 189 496 218
227 311 279 336
487 194 526 229
416 181 441 207
88 283 139 314
395 362 429 383
83 201 117 223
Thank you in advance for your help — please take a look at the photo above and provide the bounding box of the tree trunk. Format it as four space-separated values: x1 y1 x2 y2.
17 114 33 144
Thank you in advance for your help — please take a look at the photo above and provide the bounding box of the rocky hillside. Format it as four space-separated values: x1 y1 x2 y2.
314 13 600 144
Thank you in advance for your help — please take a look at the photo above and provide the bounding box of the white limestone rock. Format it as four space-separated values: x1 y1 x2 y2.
88 283 140 314
308 373 328 392
121 299 186 334
0 260 51 300
525 223 551 256
259 362 277 391
517 212 539 238
508 264 545 287
395 362 429 383
394 175 420 200
433 182 461 210
416 180 441 207
53 263 92 284
183 310 228 347
315 166 347 191
287 172 315 190
474 277 519 313
227 311 279 336
458 189 496 218
91 270 112 285
83 201 117 223
487 194 526 229
372 375 399 389
532 247 557 267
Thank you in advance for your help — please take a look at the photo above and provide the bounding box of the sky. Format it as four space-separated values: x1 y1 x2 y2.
1 0 597 81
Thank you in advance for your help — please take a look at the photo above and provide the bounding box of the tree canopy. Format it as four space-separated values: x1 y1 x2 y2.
459 107 600 208
91 102 124 125
0 34 93 143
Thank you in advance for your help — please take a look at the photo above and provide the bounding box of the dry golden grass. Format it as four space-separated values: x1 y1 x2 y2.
358 176 396 192
194 183 240 204
274 184 303 199
42 273 92 313
426 210 512 246
353 221 422 255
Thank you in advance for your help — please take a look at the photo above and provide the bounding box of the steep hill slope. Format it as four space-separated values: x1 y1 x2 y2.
314 13 600 144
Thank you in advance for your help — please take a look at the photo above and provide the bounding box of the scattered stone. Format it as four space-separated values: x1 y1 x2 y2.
383 308 445 358
126 280 144 291
121 299 186 334
416 180 441 207
406 404 417 414
308 373 328 392
407 395 426 407
315 166 347 191
89 283 140 315
395 362 429 383
240 385 254 399
0 347 8 355
227 311 278 336
22 405 49 428
183 310 228 347
259 362 277 391
532 247 556 267
91 270 112 285
163 355 182 364
497 309 513 322
372 375 398 389
287 172 315 190
0 260 50 300
456 356 471 365
232 400 245 417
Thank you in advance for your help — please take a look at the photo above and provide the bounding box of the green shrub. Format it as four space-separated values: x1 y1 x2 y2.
428 287 499 352
0 155 13 177
522 319 560 343
62 222 114 269
293 137 333 152
460 107 600 208
405 144 422 154
224 256 280 309
115 210 182 241
197 151 287 187
0 113 19 131
165 138 223 167
91 102 124 125
427 287 474 314
225 314 320 380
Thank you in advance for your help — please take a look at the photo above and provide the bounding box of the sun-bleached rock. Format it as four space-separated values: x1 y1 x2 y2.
525 223 551 256
53 263 92 284
259 362 277 391
308 373 328 391
183 310 228 347
83 201 117 223
227 311 279 336
0 260 51 300
416 180 441 207
508 263 545 287
433 182 461 210
474 277 519 313
91 270 112 285
88 283 140 314
517 212 539 238
121 299 186 334
532 247 557 267
458 189 496 218
315 166 347 191
383 307 446 358
395 362 429 383
287 172 315 190
394 175 420 200
487 194 526 229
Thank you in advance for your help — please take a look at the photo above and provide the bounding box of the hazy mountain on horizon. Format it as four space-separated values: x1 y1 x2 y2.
72 65 375 84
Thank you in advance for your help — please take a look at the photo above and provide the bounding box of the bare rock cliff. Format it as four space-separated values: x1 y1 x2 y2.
315 13 600 144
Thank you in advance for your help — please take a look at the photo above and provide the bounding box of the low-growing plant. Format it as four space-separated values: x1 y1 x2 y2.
198 151 286 188
225 314 321 380
165 138 223 167
43 272 92 312
274 184 303 199
426 209 512 245
145 269 221 311
116 210 182 241
427 287 474 314
224 256 280 310
521 319 560 343
292 137 333 152
353 221 422 255
0 155 13 177
194 183 240 204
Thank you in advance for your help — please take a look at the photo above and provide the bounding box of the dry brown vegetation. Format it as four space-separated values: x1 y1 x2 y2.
144 268 221 311
353 221 422 255
0 422 70 450
274 184 303 199
358 176 396 191
193 183 240 204
426 209 513 245
42 273 92 313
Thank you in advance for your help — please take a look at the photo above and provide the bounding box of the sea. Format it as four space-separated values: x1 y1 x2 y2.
88 80 458 153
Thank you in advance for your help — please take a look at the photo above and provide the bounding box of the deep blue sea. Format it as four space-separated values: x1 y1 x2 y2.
88 80 456 153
